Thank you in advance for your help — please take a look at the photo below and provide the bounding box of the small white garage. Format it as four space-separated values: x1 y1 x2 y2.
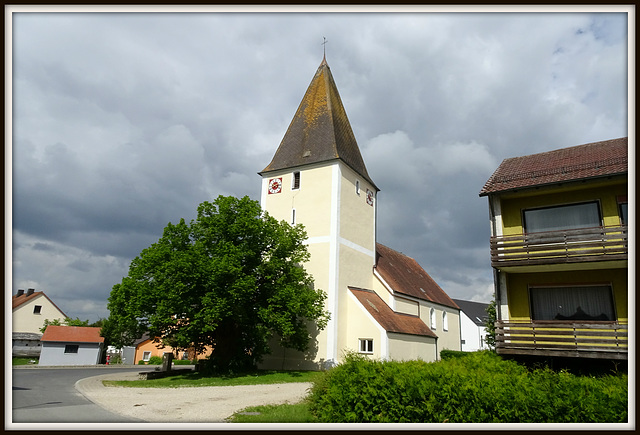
39 325 104 366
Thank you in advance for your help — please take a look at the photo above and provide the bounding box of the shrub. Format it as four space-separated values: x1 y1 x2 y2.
308 351 627 423
148 355 163 365
137 360 146 365
440 349 469 360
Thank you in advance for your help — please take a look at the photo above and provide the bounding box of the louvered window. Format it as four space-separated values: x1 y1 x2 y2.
292 171 300 190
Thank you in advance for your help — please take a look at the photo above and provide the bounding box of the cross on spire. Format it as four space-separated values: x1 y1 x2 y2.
322 36 328 60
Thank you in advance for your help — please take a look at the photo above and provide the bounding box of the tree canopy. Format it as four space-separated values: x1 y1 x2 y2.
107 195 329 372
40 317 90 333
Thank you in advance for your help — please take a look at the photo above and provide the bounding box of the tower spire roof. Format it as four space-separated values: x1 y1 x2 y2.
260 59 377 189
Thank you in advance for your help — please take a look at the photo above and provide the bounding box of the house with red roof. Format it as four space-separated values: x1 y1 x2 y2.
479 137 628 361
39 325 105 366
12 288 67 357
258 57 460 369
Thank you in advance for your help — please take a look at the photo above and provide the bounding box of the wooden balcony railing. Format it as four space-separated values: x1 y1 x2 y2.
495 321 628 360
490 225 627 267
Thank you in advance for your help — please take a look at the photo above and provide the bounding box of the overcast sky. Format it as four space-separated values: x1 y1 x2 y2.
9 7 630 323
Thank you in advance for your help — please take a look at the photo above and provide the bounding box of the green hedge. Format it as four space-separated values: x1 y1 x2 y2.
307 351 627 423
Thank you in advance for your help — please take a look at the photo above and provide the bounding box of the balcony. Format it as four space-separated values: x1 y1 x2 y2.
490 225 627 268
495 321 628 360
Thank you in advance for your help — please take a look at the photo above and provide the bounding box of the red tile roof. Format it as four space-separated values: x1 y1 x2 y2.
40 325 104 344
479 137 628 196
349 287 437 338
12 291 67 317
375 244 459 310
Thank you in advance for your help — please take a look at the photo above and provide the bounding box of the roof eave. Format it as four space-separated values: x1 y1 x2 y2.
479 171 628 197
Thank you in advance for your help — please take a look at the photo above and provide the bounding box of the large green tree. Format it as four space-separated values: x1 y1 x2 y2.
107 195 329 372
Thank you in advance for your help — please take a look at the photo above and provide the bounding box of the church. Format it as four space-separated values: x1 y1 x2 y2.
258 56 460 370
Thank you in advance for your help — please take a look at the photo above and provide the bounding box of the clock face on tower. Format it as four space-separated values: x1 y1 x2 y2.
268 177 282 194
366 189 374 206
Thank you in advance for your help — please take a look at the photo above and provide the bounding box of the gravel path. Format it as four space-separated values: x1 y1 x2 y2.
76 371 313 423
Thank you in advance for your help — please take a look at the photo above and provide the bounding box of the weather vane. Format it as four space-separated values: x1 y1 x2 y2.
322 36 328 57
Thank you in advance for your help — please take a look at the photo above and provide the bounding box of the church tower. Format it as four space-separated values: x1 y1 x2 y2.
259 57 379 368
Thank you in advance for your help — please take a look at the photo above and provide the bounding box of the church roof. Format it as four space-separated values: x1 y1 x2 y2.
479 137 627 196
260 58 378 189
375 243 459 310
349 287 437 338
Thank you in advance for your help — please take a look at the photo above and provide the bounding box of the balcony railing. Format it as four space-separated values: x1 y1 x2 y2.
495 321 628 360
490 225 627 267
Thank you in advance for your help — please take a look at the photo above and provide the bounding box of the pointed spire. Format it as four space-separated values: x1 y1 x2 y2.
261 58 377 189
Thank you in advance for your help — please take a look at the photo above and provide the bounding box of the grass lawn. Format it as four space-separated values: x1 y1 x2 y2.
228 402 317 423
102 370 323 388
12 357 38 365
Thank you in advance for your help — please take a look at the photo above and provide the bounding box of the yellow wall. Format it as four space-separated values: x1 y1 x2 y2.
499 177 627 236
505 268 628 323
13 295 66 334
418 301 461 353
388 332 437 362
394 296 420 316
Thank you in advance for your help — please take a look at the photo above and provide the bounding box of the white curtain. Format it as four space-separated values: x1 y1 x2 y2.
530 286 615 321
524 202 601 233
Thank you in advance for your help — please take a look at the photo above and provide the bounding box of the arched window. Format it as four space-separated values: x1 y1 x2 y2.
430 308 436 330
442 311 448 331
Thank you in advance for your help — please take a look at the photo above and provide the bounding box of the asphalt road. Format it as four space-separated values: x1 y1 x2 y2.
11 366 145 424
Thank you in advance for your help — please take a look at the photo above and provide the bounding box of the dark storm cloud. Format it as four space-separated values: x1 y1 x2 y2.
9 9 629 320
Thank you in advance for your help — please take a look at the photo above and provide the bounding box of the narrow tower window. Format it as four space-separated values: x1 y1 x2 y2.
292 171 301 190
355 180 360 195
430 308 436 330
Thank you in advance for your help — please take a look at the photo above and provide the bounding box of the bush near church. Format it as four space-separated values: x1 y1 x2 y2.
307 351 627 423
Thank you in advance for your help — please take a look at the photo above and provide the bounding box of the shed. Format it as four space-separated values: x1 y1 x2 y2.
38 326 104 366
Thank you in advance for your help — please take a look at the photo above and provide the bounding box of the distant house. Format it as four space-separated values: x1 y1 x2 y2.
452 299 490 352
39 326 104 366
479 137 628 360
122 333 213 365
12 288 67 357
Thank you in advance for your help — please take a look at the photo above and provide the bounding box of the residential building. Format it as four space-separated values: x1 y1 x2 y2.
127 334 212 364
479 137 628 360
12 288 67 357
453 299 490 352
258 56 460 370
39 325 104 366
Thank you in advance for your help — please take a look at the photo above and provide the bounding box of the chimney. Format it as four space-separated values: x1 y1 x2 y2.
17 289 25 297
26 288 35 296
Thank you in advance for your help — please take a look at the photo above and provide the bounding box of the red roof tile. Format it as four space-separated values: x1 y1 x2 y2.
40 325 104 344
375 244 459 310
479 137 628 196
349 287 437 338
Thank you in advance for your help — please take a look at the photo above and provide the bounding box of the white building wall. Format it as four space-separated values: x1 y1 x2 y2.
459 312 488 352
38 342 103 366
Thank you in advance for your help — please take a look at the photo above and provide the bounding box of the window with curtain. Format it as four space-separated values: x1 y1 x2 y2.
529 285 615 321
442 311 448 331
523 202 601 233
